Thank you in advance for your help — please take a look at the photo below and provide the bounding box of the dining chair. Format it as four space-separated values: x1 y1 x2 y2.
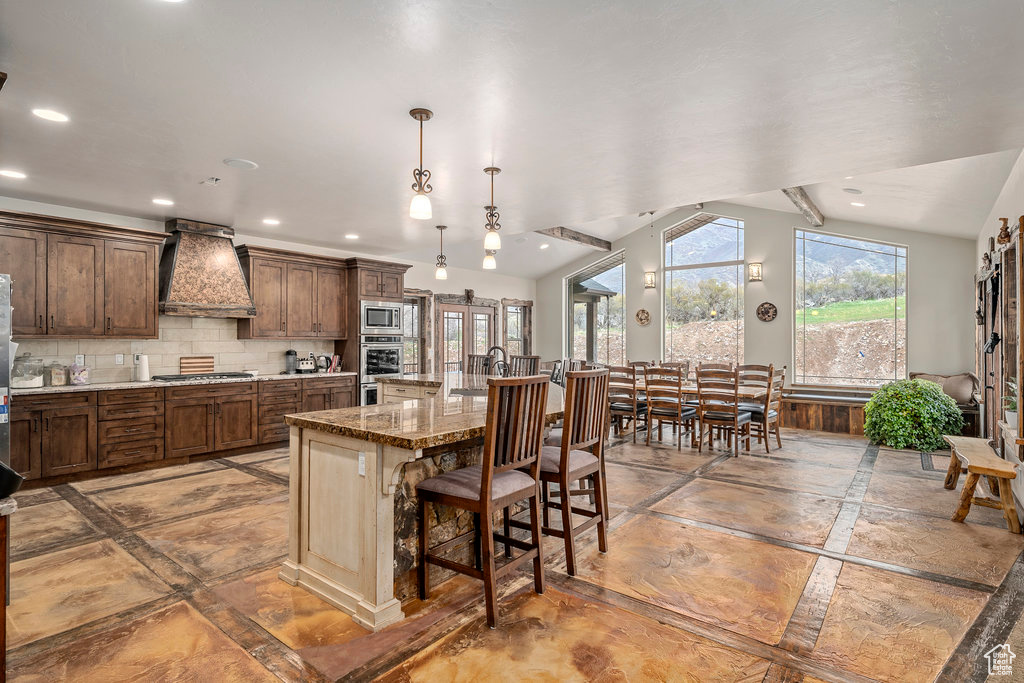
416 375 548 628
467 354 490 375
744 365 785 452
512 369 610 576
645 366 697 450
608 364 645 442
508 355 541 376
696 365 751 456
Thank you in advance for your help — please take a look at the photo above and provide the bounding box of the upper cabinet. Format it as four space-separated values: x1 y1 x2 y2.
236 246 353 340
0 212 164 339
356 262 404 301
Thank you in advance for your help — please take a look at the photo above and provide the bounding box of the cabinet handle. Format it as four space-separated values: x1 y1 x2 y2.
44 417 50 432
281 321 286 331
32 416 39 433
123 450 142 456
106 317 111 331
50 315 54 330
38 314 43 330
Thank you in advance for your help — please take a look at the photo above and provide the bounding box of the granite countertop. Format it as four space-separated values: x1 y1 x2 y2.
12 371 359 396
286 372 564 451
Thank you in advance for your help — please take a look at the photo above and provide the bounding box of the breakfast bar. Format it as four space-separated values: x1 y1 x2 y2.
280 373 564 631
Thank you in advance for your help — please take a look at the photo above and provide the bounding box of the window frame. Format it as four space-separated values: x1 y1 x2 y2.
661 212 745 365
563 250 626 363
501 298 533 357
791 227 910 388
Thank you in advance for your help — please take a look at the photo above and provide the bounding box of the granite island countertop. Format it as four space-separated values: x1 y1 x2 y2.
285 372 563 451
12 371 359 396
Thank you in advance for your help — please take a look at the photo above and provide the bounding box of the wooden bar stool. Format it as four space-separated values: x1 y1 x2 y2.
416 375 549 628
508 355 541 376
466 354 490 375
513 369 610 575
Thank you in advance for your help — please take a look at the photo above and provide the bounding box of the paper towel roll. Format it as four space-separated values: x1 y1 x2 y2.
137 355 150 382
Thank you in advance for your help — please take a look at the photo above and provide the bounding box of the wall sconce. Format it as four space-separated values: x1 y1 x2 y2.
748 262 763 282
643 271 657 289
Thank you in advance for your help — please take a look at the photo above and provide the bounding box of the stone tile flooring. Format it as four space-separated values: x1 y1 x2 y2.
7 430 1024 681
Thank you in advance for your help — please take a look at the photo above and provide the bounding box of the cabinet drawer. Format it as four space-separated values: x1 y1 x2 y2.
165 382 256 400
14 391 96 411
259 424 290 444
260 379 301 395
99 438 164 468
303 376 356 389
98 387 165 405
259 402 299 422
98 401 163 421
382 385 418 399
258 391 300 406
99 415 164 444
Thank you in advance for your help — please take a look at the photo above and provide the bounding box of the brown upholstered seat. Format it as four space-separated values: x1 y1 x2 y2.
416 465 536 500
539 445 598 474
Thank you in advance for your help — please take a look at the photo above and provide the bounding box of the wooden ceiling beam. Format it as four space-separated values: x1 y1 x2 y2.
0 72 6 94
535 226 611 251
781 186 825 227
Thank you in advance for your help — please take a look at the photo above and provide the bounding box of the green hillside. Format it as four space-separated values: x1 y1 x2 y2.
797 296 906 324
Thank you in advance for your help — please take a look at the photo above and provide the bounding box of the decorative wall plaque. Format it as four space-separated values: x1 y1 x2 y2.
635 309 651 326
756 301 778 322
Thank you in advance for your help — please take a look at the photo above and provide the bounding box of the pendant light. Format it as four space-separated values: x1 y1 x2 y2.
409 108 433 219
482 249 497 270
483 166 501 250
434 225 448 280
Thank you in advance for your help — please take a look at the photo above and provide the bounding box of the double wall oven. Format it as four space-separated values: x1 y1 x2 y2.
359 301 404 404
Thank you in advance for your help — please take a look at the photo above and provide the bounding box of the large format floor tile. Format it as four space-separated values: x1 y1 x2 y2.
576 515 817 644
606 440 715 472
137 500 288 580
8 601 277 683
811 563 988 682
377 587 771 682
7 539 170 648
652 478 842 546
70 460 227 494
251 457 290 478
10 498 103 559
862 470 1007 526
706 456 858 498
604 462 680 512
873 449 947 481
846 506 1024 585
87 467 285 528
762 438 866 468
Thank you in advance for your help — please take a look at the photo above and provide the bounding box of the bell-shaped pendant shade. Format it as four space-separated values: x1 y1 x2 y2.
482 252 497 270
410 193 432 220
434 265 448 280
483 229 501 250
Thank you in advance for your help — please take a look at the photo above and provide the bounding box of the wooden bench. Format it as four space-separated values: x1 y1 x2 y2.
943 435 1020 533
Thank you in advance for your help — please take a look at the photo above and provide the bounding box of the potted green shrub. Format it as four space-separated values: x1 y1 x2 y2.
864 378 964 452
1005 380 1018 426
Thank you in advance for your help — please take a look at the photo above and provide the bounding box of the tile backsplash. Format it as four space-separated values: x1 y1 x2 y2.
16 316 337 383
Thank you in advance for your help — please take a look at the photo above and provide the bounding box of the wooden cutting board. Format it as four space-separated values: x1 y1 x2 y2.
180 356 215 375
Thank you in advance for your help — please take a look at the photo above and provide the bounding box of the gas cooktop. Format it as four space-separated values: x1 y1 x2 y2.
151 372 255 382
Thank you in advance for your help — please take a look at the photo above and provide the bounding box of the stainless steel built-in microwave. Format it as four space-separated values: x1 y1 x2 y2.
360 300 403 336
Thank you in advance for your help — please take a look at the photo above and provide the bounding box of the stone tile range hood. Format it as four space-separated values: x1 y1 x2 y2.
159 218 257 318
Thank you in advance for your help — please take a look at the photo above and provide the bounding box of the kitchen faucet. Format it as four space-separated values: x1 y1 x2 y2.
485 345 509 377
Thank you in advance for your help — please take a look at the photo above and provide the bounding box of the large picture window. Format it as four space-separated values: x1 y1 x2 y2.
566 252 625 365
795 229 907 385
664 214 744 365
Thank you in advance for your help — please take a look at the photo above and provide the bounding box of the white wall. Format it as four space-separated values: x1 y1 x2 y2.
536 201 977 377
977 150 1024 262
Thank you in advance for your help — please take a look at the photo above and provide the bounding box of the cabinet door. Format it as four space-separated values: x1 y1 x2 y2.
358 269 382 299
47 234 105 336
214 394 258 450
10 409 41 480
286 263 317 337
379 270 403 300
104 241 157 337
316 267 346 338
329 386 356 409
302 388 330 412
250 259 288 337
0 227 47 336
165 399 215 458
41 406 97 476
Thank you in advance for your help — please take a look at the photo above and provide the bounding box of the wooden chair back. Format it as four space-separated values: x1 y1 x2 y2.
768 365 785 413
696 366 741 417
467 354 490 375
645 367 683 416
444 360 463 372
662 361 690 380
482 376 550 483
561 369 610 454
628 360 654 369
699 362 734 371
738 364 771 389
607 365 638 404
508 355 541 377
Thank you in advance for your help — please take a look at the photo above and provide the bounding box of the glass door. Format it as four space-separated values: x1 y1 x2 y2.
438 304 496 372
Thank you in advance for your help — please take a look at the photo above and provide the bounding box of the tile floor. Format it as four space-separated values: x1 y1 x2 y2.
7 430 1024 681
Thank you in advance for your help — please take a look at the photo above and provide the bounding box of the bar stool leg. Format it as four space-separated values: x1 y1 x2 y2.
479 507 499 628
593 469 608 553
529 489 545 594
502 507 513 559
418 498 430 600
560 473 578 576
472 512 482 570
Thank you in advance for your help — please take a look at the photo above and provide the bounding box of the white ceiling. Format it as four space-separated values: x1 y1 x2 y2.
725 149 1021 238
2 1 1024 275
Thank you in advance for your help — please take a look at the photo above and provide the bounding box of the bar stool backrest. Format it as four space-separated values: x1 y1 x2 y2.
467 354 490 375
483 376 550 488
509 355 541 377
562 369 610 455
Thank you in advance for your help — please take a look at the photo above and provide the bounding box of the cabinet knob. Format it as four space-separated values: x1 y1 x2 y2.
281 321 286 331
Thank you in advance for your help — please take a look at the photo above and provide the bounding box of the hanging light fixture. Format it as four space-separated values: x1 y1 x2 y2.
483 166 501 250
409 108 433 219
482 249 497 270
434 225 448 280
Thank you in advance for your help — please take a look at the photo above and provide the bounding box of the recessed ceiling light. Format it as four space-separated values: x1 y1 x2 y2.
161 0 186 3
344 234 359 240
842 188 862 195
32 108 69 123
0 169 27 179
850 201 866 207
223 158 259 170
262 218 280 226
844 176 854 180
539 243 550 250
152 198 174 206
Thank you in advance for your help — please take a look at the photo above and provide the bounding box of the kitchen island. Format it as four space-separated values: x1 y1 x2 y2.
280 373 563 631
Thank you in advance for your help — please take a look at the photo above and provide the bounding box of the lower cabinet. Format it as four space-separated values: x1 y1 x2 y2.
214 392 259 450
97 388 166 468
302 376 357 412
10 409 41 480
42 406 98 477
165 399 216 458
165 383 258 456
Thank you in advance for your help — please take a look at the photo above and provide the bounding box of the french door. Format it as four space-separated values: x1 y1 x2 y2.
438 304 496 372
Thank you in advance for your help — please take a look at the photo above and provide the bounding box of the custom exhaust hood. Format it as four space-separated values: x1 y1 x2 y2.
158 218 257 318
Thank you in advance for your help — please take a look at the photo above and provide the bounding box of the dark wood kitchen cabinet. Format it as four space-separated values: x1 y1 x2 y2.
316 267 346 338
286 263 318 337
214 392 259 450
0 211 165 339
246 258 289 338
356 265 404 302
302 376 357 412
10 409 41 481
42 406 99 476
165 398 215 458
97 387 165 468
0 226 47 336
165 383 258 456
